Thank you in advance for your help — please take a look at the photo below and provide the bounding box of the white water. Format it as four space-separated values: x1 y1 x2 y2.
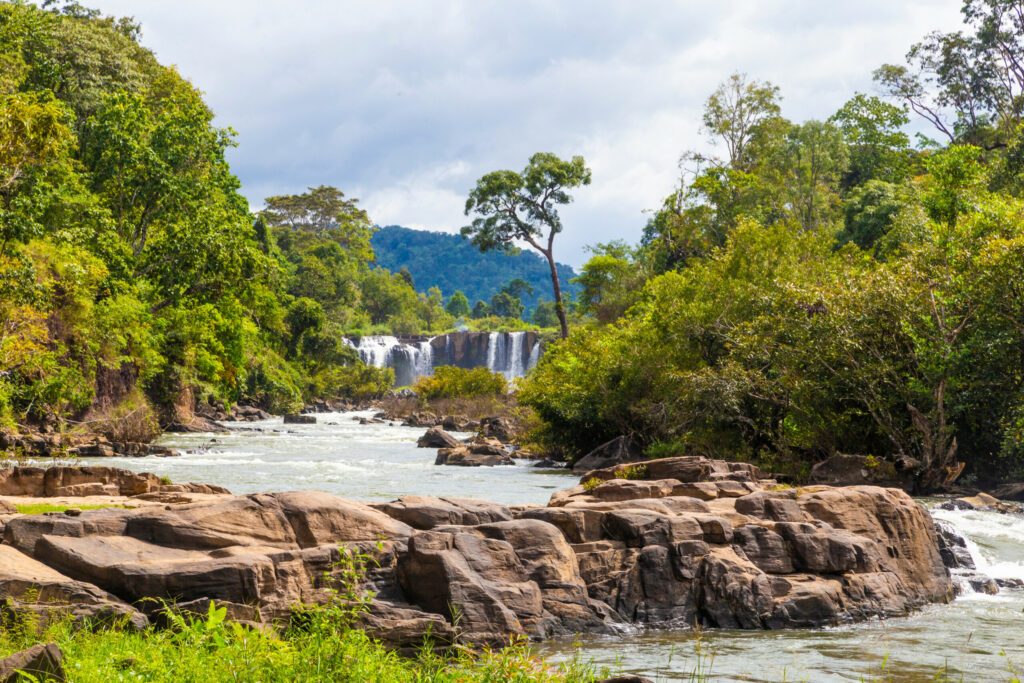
71 411 572 504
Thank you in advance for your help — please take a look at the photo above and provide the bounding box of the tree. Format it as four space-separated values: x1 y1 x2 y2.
445 290 470 318
829 93 912 188
463 152 591 338
471 300 490 319
262 185 373 263
703 73 783 170
874 0 1024 148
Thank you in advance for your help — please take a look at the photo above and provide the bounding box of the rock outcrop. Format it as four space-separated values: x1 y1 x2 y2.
0 457 954 651
0 466 229 498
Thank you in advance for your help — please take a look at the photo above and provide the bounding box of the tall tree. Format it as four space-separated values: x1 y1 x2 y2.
463 152 591 338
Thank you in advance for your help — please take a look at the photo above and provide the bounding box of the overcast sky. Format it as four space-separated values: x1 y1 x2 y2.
92 1 964 267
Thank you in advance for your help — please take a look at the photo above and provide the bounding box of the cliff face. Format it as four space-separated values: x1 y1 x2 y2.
428 331 540 370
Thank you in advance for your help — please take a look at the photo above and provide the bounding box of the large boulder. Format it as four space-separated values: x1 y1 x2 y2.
376 496 512 530
416 427 461 449
571 437 643 474
0 545 147 629
435 447 513 467
396 519 617 643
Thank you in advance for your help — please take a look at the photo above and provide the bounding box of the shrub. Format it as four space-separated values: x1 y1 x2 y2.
614 464 648 480
582 477 602 492
326 364 395 401
413 366 507 400
87 390 161 444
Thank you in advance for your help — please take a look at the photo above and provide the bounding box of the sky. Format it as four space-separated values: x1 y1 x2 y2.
91 1 965 267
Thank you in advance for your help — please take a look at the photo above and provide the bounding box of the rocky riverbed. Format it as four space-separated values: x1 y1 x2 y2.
0 454 955 653
0 413 1020 681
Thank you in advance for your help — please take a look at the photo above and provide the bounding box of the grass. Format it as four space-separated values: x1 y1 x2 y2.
0 604 605 683
13 503 129 515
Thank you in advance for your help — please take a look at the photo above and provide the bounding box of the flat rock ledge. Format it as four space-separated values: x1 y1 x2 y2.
0 457 953 650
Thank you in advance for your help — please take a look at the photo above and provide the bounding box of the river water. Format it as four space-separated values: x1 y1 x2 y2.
75 412 1024 682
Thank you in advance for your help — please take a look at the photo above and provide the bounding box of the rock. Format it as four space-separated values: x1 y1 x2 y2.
597 677 655 683
0 643 65 683
416 427 461 449
435 447 513 467
478 416 516 443
402 412 439 428
0 545 147 630
283 414 316 425
572 437 643 474
72 442 114 457
396 519 616 643
377 496 512 529
809 453 911 488
991 482 1024 502
0 466 160 498
441 415 475 432
533 458 564 469
942 492 1023 514
164 416 226 433
934 520 975 570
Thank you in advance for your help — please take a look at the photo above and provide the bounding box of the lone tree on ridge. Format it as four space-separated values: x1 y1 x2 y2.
462 152 591 339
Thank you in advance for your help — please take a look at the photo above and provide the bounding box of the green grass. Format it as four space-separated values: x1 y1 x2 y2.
13 503 129 515
0 603 604 683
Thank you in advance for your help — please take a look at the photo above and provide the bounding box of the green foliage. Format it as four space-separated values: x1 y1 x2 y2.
413 366 508 400
445 290 470 318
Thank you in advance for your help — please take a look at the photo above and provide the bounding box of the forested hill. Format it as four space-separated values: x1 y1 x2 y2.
371 225 580 312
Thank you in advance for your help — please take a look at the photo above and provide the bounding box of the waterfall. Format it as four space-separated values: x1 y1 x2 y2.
931 504 1024 595
527 340 541 370
415 340 433 377
507 331 525 379
350 332 543 386
353 336 434 387
486 332 500 374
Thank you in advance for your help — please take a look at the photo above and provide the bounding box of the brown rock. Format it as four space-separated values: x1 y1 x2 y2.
378 496 512 530
0 545 147 630
416 426 461 449
0 643 64 683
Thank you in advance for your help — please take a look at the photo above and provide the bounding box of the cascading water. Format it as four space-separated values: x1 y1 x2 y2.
350 332 543 386
527 340 541 369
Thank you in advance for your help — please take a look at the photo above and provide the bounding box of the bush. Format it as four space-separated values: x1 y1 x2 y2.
326 364 395 401
413 366 507 400
87 390 161 443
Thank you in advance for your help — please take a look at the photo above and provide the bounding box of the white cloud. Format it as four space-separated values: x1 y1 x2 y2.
90 0 964 266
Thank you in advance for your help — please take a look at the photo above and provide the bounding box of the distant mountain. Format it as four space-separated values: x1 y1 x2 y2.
371 225 580 314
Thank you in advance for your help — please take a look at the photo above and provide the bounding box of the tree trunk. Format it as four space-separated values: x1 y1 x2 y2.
544 249 569 339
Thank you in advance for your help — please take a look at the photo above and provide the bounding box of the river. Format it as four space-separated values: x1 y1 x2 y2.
77 411 1024 682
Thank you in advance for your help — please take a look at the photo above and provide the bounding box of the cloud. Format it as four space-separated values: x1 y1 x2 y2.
90 0 964 267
